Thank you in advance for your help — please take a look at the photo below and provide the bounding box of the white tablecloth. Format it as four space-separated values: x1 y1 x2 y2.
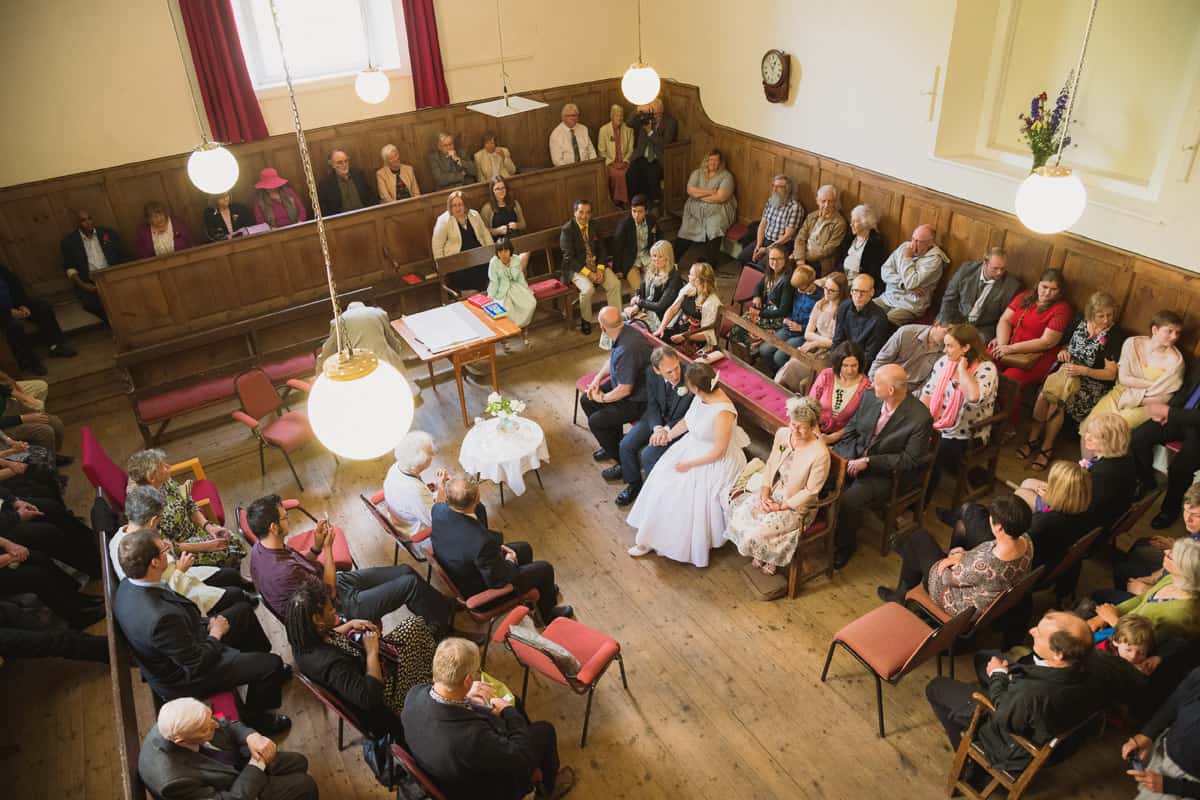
458 416 549 496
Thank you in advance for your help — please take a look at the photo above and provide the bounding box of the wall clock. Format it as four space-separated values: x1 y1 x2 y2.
761 49 790 103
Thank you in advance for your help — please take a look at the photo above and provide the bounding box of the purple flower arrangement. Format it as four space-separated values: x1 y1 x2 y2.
1018 73 1075 170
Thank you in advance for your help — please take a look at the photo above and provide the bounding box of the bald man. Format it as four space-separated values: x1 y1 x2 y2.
580 307 651 463
139 697 317 800
830 363 934 568
875 224 950 326
924 612 1100 776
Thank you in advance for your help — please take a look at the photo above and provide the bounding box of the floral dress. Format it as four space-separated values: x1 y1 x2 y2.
1061 323 1123 422
156 477 247 568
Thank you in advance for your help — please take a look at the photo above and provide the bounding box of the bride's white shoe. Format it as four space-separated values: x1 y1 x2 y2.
627 544 652 557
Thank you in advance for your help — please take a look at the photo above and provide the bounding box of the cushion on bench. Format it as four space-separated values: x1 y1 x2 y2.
726 222 749 241
263 351 316 381
530 278 574 301
137 375 236 423
712 359 790 424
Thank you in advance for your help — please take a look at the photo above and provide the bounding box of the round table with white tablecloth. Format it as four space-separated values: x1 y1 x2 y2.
458 415 548 503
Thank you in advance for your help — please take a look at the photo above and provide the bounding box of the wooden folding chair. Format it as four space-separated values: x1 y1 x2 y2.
947 692 1103 799
951 375 1021 507
875 432 941 555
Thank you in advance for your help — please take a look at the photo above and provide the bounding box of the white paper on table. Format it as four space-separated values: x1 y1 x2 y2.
402 304 490 353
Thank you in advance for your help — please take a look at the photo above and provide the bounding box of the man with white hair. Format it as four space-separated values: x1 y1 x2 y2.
139 697 317 800
742 175 800 270
429 131 477 190
792 184 848 276
384 430 450 540
549 103 597 166
875 224 950 326
376 142 421 202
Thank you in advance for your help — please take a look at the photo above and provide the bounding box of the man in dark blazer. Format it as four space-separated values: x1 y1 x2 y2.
609 345 692 506
113 530 290 733
0 263 77 375
402 638 572 800
139 697 317 800
938 247 1022 342
430 478 572 624
1133 358 1200 529
611 195 659 291
831 363 934 568
628 99 678 208
316 147 379 215
560 198 619 335
60 208 122 322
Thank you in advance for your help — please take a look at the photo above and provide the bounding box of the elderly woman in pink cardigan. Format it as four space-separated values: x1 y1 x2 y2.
808 341 871 444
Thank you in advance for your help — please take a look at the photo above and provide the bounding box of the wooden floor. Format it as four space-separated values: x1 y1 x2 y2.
0 300 1161 799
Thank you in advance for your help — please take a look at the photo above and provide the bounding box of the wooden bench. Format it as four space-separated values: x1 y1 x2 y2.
117 288 376 447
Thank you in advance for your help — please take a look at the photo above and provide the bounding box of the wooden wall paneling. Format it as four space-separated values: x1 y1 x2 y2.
282 234 337 299
228 239 292 307
815 163 854 220
780 154 818 219
743 146 782 223
994 228 1054 290
854 179 902 252
942 211 997 276
663 143 691 213
128 336 251 388
1057 243 1135 318
0 192 63 295
100 271 174 339
58 178 118 232
255 313 332 356
1127 260 1200 356
108 171 172 243
166 254 242 326
328 216 382 282
897 194 944 254
380 203 438 273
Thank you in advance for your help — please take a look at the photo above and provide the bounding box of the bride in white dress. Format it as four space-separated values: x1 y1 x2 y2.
626 362 750 567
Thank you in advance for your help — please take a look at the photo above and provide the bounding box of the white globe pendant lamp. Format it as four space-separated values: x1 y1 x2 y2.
622 0 660 106
1013 0 1097 235
355 66 391 104
269 0 414 460
187 140 239 195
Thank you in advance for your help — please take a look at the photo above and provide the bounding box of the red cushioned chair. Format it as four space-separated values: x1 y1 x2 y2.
820 603 974 737
360 489 432 577
231 368 316 491
719 265 767 343
236 500 355 571
80 426 226 524
295 670 370 751
528 277 577 331
425 545 539 668
492 605 628 747
573 372 599 428
391 743 449 800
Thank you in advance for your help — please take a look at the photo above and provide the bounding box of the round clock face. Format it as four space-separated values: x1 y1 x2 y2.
762 51 785 86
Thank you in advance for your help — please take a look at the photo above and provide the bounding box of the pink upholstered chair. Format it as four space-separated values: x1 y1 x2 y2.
573 372 599 428
391 743 450 800
360 488 432 576
492 605 628 747
80 426 226 524
231 368 315 491
236 500 355 571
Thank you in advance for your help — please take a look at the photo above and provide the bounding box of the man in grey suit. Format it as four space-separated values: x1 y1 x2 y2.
831 364 935 568
139 697 317 800
937 246 1022 342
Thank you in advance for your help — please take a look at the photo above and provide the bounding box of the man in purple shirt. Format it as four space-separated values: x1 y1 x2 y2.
246 494 451 636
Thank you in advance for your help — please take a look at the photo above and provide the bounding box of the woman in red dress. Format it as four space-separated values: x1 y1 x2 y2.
989 268 1072 426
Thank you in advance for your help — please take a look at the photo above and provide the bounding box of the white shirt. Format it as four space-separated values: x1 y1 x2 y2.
548 122 597 166
383 465 435 539
109 524 223 613
842 236 867 278
968 273 996 323
68 230 109 279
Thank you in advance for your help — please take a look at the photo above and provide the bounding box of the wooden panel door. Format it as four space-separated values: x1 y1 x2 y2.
0 192 68 295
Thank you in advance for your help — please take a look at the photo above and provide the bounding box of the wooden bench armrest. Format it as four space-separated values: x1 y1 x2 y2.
168 457 207 480
441 281 464 301
195 498 216 523
965 409 1010 440
721 308 823 370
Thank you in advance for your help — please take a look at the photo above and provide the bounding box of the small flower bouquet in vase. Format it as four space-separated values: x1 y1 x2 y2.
484 392 526 432
1018 74 1073 170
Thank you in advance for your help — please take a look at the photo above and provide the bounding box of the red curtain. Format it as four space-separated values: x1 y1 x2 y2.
179 0 269 143
402 0 450 108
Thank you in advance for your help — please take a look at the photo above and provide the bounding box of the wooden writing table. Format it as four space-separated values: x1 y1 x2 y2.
392 301 521 426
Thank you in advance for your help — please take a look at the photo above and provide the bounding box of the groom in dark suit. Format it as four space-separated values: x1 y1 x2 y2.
430 477 572 624
607 345 693 506
831 364 934 568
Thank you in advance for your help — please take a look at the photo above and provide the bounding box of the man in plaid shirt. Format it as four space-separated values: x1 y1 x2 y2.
741 175 801 270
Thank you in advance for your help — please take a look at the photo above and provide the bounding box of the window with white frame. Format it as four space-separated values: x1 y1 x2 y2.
232 0 409 89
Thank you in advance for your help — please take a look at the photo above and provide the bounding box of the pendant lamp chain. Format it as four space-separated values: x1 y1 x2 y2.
1053 0 1099 168
636 0 643 64
267 0 350 360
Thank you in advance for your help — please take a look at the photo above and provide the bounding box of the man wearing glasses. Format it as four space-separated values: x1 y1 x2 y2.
875 223 949 326
833 273 892 366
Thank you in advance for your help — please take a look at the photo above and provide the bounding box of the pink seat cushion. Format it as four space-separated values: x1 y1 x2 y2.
287 526 353 570
833 603 933 680
799 518 827 540
81 427 130 510
1167 442 1182 453
261 411 312 451
530 278 574 301
712 360 789 424
207 690 240 721
262 351 316 381
726 222 749 241
192 479 226 525
543 617 621 685
576 372 598 392
137 376 236 422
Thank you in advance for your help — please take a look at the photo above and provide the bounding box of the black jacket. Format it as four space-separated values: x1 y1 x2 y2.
611 215 658 275
60 227 125 283
753 273 796 321
203 203 253 241
833 228 888 292
1168 360 1200 427
316 169 379 215
629 111 678 162
1028 509 1091 575
833 392 934 477
641 365 694 431
295 643 402 740
1086 455 1137 534
429 503 515 599
634 271 682 319
559 219 607 282
401 684 539 800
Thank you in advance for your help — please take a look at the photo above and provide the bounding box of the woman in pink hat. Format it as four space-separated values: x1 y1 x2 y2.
253 167 308 229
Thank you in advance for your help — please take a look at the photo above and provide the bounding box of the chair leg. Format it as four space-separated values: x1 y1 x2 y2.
481 620 497 669
787 555 800 599
534 469 544 491
573 389 580 427
820 640 839 681
338 718 345 750
581 686 596 748
281 450 304 492
874 674 885 738
520 665 531 711
948 643 957 679
393 542 399 566
499 483 505 507
257 440 266 478
616 652 628 690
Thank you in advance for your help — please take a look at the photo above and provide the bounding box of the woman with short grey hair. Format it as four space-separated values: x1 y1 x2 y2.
833 203 888 290
384 431 449 539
